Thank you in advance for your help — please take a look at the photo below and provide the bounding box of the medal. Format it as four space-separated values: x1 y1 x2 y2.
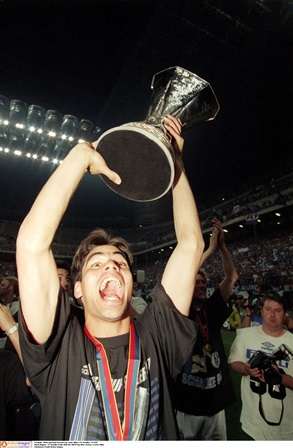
84 322 141 440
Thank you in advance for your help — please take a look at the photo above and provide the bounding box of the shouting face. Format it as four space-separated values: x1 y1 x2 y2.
74 245 133 325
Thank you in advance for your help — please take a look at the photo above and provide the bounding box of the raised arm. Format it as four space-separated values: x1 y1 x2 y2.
161 116 204 315
199 225 219 267
213 219 238 301
16 143 120 344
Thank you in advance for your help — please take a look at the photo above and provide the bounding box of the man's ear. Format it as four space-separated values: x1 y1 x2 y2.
74 281 83 301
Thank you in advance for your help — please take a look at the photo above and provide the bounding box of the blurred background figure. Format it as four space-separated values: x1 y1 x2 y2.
0 276 19 350
56 261 72 294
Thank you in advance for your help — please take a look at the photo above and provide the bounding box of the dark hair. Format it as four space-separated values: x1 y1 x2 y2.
261 293 287 312
56 260 71 272
71 228 133 284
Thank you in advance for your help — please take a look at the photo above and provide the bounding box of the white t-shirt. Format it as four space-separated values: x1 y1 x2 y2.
229 326 293 440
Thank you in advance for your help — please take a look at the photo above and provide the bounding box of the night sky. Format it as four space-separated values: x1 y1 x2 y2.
0 0 292 229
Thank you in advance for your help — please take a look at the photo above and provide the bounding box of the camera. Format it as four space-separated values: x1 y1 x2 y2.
249 344 293 385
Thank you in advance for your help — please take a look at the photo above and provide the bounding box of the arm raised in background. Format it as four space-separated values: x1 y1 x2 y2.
16 143 121 344
216 218 239 301
200 218 238 301
200 224 220 267
161 115 204 315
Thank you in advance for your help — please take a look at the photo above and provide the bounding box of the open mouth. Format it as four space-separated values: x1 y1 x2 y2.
99 276 124 303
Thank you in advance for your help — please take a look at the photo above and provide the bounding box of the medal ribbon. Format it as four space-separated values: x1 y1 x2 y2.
84 322 141 440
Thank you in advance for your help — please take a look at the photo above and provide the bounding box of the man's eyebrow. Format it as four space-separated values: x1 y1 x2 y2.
86 250 127 263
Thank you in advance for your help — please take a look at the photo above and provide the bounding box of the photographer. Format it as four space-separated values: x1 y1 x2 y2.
229 294 293 440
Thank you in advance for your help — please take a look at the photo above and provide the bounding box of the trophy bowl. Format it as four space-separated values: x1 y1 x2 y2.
96 66 220 202
97 121 174 202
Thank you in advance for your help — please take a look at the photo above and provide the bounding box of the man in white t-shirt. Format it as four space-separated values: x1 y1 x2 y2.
229 294 293 440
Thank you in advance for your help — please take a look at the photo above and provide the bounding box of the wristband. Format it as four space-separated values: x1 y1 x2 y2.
5 323 18 336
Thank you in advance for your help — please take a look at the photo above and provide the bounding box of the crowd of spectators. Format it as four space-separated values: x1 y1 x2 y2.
1 228 293 303
133 229 293 302
201 173 293 228
1 171 293 258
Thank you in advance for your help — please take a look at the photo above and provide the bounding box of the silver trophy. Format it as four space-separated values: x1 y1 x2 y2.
97 66 220 202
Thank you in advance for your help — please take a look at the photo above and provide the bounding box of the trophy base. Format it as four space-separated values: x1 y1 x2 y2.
96 123 175 202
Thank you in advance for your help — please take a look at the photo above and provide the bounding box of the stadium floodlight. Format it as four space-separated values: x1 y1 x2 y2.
0 95 9 124
27 105 45 132
44 109 61 136
8 102 26 152
38 136 55 156
9 130 25 152
79 118 94 143
0 95 102 167
60 114 79 142
92 125 102 141
0 125 9 149
53 138 70 157
51 114 79 157
24 104 45 153
24 131 41 153
9 99 27 127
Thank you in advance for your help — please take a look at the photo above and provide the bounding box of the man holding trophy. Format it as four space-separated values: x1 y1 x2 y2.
16 67 219 440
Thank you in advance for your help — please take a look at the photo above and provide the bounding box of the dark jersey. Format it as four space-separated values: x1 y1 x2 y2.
19 282 197 440
174 289 235 416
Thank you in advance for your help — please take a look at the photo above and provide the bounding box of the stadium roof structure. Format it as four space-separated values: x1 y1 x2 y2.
0 0 292 229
